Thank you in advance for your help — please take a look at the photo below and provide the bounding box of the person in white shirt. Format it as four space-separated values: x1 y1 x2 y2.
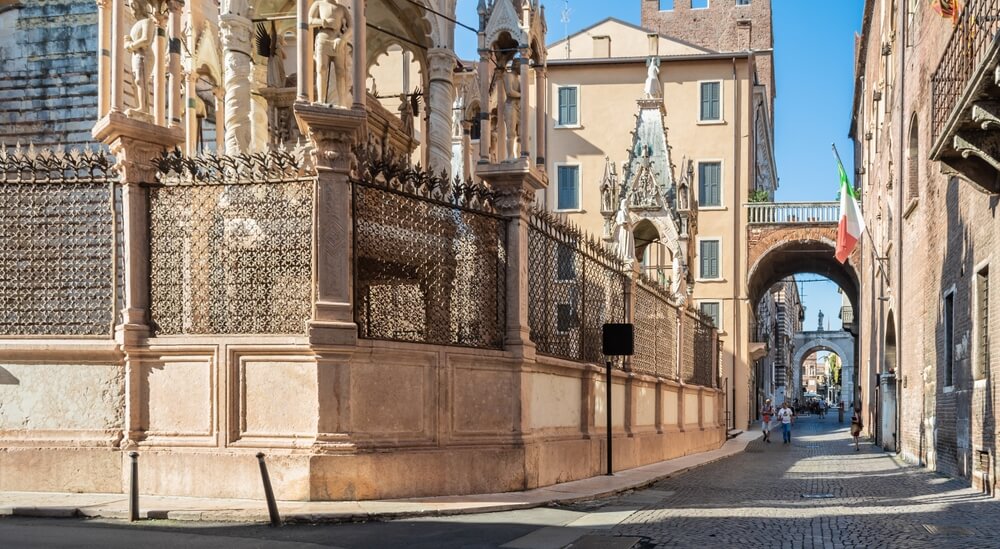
777 401 795 444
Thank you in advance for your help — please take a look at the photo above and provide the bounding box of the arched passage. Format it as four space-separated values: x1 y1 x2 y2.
791 334 856 408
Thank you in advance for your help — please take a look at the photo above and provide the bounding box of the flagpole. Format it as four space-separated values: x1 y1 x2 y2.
831 143 889 285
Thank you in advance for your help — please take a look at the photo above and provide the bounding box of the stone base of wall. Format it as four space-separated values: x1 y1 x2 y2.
0 338 725 501
0 428 724 500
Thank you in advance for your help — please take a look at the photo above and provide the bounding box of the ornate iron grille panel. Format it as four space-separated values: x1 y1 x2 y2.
150 151 313 335
633 277 679 378
680 310 716 387
352 145 506 348
0 145 117 336
527 209 627 364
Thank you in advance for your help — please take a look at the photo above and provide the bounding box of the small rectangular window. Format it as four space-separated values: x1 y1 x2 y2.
557 86 578 126
692 0 709 8
556 244 576 280
945 292 954 387
699 240 720 279
659 0 674 10
736 0 750 5
556 165 580 210
700 302 721 329
700 81 721 121
977 267 990 380
698 162 722 207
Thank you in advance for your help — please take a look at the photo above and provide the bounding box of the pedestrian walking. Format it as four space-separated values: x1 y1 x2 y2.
760 399 775 443
819 399 826 419
777 401 794 444
850 410 863 451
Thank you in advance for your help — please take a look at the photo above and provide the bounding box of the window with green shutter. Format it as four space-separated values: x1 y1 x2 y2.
699 240 720 279
700 302 721 329
700 81 721 121
698 162 722 207
557 87 578 126
557 165 580 210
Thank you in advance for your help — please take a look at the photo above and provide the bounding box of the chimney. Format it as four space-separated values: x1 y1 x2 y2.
647 33 659 56
592 35 611 58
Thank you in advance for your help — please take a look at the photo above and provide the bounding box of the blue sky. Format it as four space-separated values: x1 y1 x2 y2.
454 0 864 342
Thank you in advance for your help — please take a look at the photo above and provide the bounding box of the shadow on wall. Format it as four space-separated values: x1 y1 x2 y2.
0 366 18 385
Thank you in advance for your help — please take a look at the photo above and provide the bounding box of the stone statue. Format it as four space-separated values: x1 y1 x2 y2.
501 58 521 161
488 107 498 162
398 93 413 137
309 0 351 106
124 0 157 119
644 57 661 98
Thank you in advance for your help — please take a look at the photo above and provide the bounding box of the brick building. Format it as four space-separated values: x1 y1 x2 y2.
852 0 999 494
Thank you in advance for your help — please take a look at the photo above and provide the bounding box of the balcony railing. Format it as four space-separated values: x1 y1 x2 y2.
931 0 1000 141
840 306 855 328
746 202 839 225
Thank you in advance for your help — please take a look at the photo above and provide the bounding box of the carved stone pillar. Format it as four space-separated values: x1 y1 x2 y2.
220 13 253 153
461 120 473 180
92 113 183 447
184 71 198 155
167 1 182 128
476 158 546 359
519 51 529 158
296 0 310 102
352 0 366 110
534 65 546 166
478 57 491 163
251 62 269 151
293 103 366 345
426 48 457 176
96 0 111 118
153 10 166 125
110 0 125 113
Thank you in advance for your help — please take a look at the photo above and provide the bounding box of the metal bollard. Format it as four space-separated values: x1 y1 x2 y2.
128 451 139 522
256 453 281 527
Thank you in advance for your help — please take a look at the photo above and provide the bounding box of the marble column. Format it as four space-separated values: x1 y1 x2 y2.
96 0 111 118
534 65 546 167
478 57 491 163
426 48 457 176
519 51 529 158
220 13 253 153
153 11 166 125
110 0 125 113
167 1 182 128
296 0 310 102
352 0 366 109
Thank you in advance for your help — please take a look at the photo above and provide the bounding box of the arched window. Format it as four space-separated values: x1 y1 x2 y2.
907 113 919 201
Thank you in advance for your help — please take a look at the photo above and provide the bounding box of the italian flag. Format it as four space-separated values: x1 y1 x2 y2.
834 146 864 264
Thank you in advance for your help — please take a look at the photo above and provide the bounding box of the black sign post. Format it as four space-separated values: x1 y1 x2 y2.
602 323 634 476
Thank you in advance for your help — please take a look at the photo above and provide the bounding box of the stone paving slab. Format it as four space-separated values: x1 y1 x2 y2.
0 431 758 524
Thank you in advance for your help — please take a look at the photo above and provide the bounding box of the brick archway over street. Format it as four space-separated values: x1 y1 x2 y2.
745 202 861 312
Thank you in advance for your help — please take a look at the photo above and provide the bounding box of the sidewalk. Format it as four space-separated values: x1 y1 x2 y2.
0 431 757 524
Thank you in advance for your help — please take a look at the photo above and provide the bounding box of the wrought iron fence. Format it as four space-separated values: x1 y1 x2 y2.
527 209 627 364
149 150 313 335
0 144 118 336
679 310 716 387
632 276 679 378
351 144 506 348
931 0 1000 141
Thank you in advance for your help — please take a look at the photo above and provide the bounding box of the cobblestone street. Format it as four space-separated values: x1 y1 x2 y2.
590 415 998 549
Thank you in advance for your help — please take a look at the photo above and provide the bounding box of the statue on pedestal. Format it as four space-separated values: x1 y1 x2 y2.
644 57 661 99
124 0 157 119
501 58 521 161
309 0 351 106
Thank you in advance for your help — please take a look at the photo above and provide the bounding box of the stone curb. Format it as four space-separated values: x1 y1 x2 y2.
0 433 757 525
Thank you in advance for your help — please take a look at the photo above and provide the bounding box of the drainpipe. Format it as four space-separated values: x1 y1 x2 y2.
732 55 742 429
895 2 906 455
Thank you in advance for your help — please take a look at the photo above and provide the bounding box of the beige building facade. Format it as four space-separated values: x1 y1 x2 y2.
542 1 777 430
